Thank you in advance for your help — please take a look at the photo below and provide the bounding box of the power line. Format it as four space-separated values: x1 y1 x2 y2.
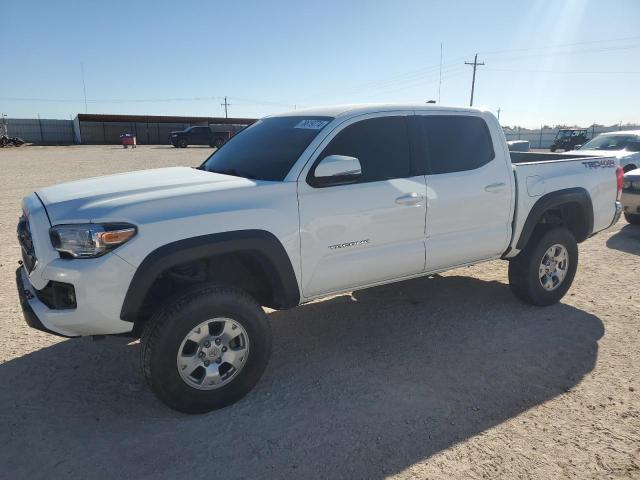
484 67 640 74
465 54 485 107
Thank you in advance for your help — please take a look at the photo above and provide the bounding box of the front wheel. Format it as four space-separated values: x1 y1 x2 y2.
508 226 578 306
624 212 640 225
141 284 272 413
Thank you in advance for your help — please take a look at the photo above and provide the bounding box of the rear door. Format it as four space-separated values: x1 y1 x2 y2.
297 113 427 298
412 113 513 271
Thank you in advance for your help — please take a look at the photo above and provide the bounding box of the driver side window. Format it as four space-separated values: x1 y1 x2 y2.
315 116 411 184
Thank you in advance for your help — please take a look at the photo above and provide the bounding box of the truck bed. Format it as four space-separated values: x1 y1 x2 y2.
510 151 599 164
506 150 619 258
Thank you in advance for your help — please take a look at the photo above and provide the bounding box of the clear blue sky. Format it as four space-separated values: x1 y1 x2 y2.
2 0 639 127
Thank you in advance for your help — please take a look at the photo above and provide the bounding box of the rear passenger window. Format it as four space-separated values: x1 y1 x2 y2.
316 116 411 183
418 115 494 174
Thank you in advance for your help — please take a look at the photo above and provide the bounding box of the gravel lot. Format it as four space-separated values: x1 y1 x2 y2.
0 146 638 479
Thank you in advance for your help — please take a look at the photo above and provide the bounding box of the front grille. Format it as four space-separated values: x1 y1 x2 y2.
17 214 37 273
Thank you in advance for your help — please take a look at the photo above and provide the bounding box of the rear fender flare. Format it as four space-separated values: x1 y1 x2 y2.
515 187 593 250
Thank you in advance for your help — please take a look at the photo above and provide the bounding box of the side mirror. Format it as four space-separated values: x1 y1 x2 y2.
312 155 362 186
625 141 640 152
574 144 582 150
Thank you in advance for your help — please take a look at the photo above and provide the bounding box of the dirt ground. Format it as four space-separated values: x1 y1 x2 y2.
0 145 638 480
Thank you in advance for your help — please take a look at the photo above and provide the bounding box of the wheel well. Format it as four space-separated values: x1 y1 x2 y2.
623 164 637 173
533 202 590 242
515 188 594 251
132 251 277 335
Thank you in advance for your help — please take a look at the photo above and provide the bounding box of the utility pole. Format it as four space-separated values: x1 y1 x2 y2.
497 108 501 121
438 42 443 103
221 96 231 118
464 53 485 106
80 62 88 113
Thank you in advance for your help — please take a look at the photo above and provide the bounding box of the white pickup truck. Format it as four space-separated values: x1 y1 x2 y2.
16 104 623 413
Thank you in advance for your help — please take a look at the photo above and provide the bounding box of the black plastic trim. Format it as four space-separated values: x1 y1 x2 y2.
120 230 300 321
15 267 77 338
515 187 594 250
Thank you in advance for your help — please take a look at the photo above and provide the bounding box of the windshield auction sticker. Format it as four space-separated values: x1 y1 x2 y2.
294 119 330 130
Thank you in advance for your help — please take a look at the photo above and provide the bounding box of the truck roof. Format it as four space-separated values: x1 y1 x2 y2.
269 103 489 119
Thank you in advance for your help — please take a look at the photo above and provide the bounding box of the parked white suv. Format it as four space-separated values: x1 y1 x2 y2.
16 105 623 413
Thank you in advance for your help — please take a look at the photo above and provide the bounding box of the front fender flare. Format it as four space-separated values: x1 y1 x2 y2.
119 230 300 321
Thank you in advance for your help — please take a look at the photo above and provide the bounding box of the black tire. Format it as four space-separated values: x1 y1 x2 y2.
624 212 640 225
179 139 188 148
550 147 556 152
214 137 225 148
508 226 578 306
141 284 272 414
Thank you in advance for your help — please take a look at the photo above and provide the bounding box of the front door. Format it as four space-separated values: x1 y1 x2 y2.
297 114 427 298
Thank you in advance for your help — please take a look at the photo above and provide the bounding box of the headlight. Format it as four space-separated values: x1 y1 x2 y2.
49 223 137 258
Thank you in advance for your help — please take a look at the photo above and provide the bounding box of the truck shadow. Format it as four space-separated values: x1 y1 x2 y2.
606 223 640 255
0 275 603 479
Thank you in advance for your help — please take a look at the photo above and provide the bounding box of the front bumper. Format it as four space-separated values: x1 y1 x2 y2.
16 193 138 337
16 267 76 338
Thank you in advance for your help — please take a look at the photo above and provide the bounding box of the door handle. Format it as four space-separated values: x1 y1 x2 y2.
395 192 424 205
484 182 506 193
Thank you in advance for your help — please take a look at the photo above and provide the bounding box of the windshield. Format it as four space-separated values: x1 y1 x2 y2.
201 116 333 181
580 134 637 151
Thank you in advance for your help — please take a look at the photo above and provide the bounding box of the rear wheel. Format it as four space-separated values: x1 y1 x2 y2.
624 213 640 225
141 284 272 414
214 137 225 148
508 226 578 306
179 139 187 148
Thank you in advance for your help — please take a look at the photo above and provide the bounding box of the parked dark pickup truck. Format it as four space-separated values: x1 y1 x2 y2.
170 124 246 148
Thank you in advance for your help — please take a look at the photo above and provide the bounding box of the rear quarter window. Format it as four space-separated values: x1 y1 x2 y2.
416 115 495 174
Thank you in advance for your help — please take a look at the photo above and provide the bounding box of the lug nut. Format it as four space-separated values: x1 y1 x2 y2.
204 340 211 348
215 338 221 345
198 351 205 358
204 360 210 366
215 358 222 364
222 346 227 352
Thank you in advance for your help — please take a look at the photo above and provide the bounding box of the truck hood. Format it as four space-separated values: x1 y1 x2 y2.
37 167 258 224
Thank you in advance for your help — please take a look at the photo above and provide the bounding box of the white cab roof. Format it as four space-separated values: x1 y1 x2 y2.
269 103 488 119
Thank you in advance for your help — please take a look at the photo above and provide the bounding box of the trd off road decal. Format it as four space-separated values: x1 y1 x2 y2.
328 239 370 250
582 159 616 169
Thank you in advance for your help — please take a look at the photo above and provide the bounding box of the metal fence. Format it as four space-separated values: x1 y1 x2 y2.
503 125 640 149
78 121 198 145
3 118 74 144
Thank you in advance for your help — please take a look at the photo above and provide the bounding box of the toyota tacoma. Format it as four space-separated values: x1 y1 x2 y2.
16 105 623 413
